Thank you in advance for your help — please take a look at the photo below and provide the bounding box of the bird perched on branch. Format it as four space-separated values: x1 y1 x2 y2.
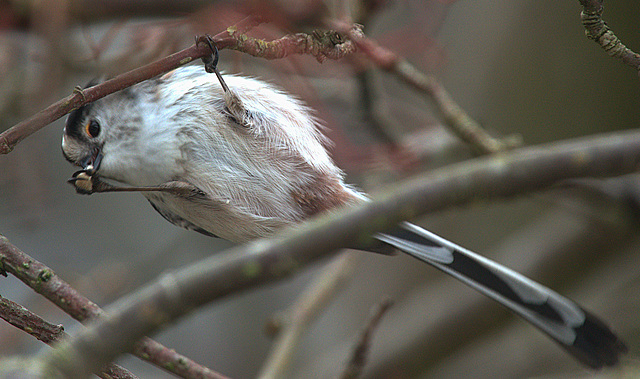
62 53 626 369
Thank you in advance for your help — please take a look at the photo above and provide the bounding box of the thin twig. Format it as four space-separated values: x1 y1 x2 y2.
0 39 210 155
0 295 138 379
0 295 65 344
36 129 640 378
225 26 361 63
336 23 521 155
0 12 262 152
259 252 360 379
340 298 394 379
356 70 403 145
0 16 358 156
579 0 640 71
0 235 230 379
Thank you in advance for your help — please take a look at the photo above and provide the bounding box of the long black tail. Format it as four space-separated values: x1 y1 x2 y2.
374 222 627 369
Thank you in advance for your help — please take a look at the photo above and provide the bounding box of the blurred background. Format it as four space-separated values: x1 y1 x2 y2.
1 0 640 377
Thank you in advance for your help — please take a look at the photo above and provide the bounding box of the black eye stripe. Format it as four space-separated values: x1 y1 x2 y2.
65 78 101 139
65 103 92 139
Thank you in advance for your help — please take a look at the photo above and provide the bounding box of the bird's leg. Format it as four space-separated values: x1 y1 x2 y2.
198 34 251 128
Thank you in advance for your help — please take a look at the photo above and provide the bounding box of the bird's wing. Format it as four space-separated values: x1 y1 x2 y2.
147 198 219 238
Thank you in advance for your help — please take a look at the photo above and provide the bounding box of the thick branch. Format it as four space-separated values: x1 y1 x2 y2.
38 129 640 377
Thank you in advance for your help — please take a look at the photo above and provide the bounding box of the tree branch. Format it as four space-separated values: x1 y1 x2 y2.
0 295 65 344
36 129 640 378
0 38 210 155
0 16 357 155
0 235 229 379
259 252 359 379
340 298 394 379
579 0 640 71
336 23 521 155
0 295 137 379
225 26 361 63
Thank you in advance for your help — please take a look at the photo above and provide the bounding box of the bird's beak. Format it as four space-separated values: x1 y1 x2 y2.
79 147 103 175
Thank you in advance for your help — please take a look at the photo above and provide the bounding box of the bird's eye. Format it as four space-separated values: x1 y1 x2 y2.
85 120 100 138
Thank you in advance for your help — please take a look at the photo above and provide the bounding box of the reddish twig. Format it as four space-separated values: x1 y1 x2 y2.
335 23 520 155
0 295 65 345
340 298 394 379
0 235 229 379
579 0 640 71
225 26 361 63
0 15 357 156
0 39 211 155
0 295 137 379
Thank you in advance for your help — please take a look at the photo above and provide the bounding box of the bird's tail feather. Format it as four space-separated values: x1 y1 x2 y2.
374 222 627 369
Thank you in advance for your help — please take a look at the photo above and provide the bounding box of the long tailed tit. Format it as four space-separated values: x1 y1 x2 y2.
61 63 626 369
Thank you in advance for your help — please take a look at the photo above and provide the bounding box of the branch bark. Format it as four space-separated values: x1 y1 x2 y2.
0 295 65 344
579 0 640 71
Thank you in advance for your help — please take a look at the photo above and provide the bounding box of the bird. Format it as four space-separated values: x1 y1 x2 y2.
61 63 626 369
